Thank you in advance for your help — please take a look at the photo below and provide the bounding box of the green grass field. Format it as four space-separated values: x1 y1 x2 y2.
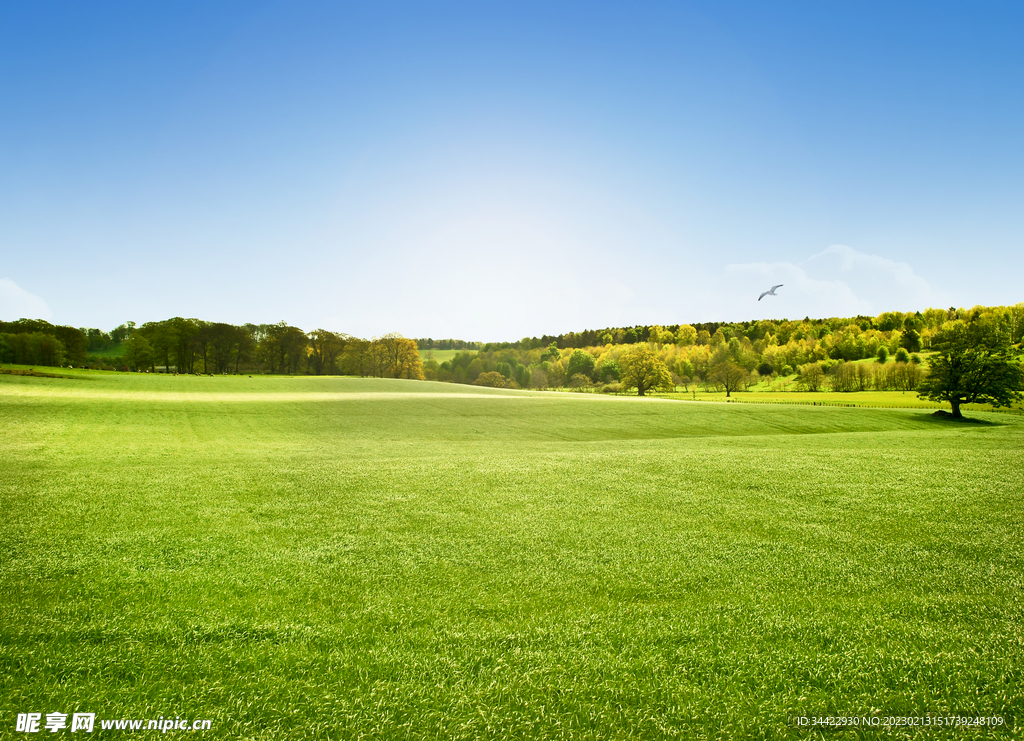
85 344 125 359
2 370 1022 738
660 388 1024 414
420 348 464 363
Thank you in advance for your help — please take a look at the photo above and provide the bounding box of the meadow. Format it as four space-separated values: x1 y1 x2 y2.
1 370 1022 739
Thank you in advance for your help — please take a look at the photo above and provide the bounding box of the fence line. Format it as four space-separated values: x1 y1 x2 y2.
673 396 1024 415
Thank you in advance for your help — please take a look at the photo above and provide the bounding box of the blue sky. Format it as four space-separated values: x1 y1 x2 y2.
2 1 1021 340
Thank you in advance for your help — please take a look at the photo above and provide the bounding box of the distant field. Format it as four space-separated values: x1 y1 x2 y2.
85 344 124 359
2 371 1022 738
420 348 464 363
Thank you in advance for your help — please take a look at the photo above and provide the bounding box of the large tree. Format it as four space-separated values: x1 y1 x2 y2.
917 320 1024 418
139 320 178 372
566 349 596 381
373 334 424 379
122 333 152 372
709 360 748 397
619 345 673 396
308 329 350 375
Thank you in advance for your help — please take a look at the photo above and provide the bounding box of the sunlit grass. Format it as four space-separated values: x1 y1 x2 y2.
2 371 1022 738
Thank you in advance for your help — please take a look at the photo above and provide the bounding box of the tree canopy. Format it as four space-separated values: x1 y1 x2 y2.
619 345 673 396
917 319 1024 418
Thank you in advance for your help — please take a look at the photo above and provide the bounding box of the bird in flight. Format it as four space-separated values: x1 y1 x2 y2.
758 284 783 301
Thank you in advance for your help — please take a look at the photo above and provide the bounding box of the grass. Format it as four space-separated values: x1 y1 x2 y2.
420 348 464 363
1 370 1022 739
85 344 125 359
657 388 1024 414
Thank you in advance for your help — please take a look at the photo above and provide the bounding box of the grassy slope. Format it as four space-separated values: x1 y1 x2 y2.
1 372 1022 739
420 348 463 363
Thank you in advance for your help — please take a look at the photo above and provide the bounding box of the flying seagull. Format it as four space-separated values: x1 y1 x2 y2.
758 284 783 301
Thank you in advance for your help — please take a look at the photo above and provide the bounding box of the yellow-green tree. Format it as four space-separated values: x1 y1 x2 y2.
675 324 697 346
372 334 425 380
619 345 673 396
709 361 749 397
308 329 350 375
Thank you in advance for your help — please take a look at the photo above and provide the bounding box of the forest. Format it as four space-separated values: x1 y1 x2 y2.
2 303 1022 394
422 304 1024 394
0 319 423 380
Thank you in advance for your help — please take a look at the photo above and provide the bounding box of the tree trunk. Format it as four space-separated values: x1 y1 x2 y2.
950 399 962 418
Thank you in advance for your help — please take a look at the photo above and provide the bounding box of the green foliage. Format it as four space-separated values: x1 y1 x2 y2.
876 346 888 363
900 327 922 352
619 345 673 396
472 371 509 388
0 320 86 366
647 325 675 344
122 333 152 371
918 319 1024 417
675 324 697 346
797 362 825 391
0 332 66 366
596 358 620 383
567 373 593 389
541 342 561 362
566 349 596 380
709 361 749 397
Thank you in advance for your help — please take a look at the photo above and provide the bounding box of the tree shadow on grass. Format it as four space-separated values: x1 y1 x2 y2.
0 367 79 380
922 409 1003 426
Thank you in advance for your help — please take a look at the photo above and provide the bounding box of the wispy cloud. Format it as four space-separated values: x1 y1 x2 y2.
723 245 942 318
0 278 53 321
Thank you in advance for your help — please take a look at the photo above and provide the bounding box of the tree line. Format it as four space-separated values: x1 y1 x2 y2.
477 305 1024 356
0 318 423 379
122 319 424 379
0 319 89 367
423 304 1023 398
3 304 1021 411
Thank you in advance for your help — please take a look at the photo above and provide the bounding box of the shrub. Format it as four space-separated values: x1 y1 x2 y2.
472 371 508 388
568 373 593 390
596 358 620 383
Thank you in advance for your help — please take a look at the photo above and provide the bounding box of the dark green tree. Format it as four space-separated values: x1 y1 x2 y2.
308 329 349 375
139 320 178 372
900 328 922 352
596 358 620 383
52 326 88 365
566 349 596 380
918 320 1024 418
122 334 153 372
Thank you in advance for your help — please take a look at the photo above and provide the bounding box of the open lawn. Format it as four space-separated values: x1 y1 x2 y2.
420 348 465 364
1 370 1022 738
660 389 1024 414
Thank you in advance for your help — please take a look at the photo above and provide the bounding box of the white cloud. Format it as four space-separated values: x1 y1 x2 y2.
0 278 53 321
721 244 942 319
